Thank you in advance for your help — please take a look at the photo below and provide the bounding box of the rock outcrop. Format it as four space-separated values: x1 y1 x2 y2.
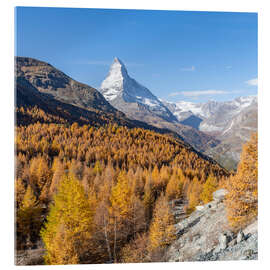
166 189 258 261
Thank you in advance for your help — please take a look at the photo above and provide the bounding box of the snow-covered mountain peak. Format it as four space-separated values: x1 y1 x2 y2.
100 57 128 101
162 95 257 132
113 57 123 64
100 58 177 122
233 95 257 108
100 57 160 104
110 57 128 76
167 96 257 119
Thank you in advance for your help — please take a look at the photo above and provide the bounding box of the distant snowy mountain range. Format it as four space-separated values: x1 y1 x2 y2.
162 96 257 133
163 96 256 120
163 96 257 169
100 58 221 153
99 58 257 169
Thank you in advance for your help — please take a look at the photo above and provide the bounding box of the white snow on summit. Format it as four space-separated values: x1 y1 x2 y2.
231 96 257 110
163 95 257 132
167 96 257 121
175 101 205 116
100 57 127 100
99 58 257 133
100 57 173 119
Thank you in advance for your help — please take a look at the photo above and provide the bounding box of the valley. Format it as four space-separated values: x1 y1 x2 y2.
14 56 257 265
13 7 258 266
100 57 257 170
16 56 258 171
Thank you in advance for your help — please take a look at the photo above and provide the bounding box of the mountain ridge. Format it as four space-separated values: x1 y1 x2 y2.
15 56 184 134
100 57 178 122
16 56 118 113
16 56 257 170
163 96 257 133
99 58 220 153
15 56 228 170
162 96 257 169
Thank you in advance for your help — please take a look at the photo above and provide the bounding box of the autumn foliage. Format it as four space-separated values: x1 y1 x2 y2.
16 185 42 250
225 133 258 229
40 174 94 264
200 174 218 204
15 106 229 264
148 194 176 253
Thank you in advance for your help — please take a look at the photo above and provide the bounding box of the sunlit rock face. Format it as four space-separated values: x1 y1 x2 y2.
100 57 177 122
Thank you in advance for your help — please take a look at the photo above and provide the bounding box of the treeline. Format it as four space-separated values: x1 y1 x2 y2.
15 107 229 264
16 106 68 126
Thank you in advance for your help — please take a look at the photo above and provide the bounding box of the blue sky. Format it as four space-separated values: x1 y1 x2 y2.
15 7 257 103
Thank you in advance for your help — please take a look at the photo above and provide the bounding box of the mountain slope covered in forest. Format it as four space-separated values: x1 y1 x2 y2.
15 58 230 263
15 57 193 142
99 58 220 153
15 120 229 264
15 56 220 153
14 56 259 266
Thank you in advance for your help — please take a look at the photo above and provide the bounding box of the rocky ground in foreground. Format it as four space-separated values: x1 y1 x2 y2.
15 248 45 265
166 189 258 262
16 189 258 265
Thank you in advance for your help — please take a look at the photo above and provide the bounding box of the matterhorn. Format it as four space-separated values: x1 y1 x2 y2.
100 57 177 122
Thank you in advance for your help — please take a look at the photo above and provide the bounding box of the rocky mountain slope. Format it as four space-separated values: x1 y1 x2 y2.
16 189 257 265
15 57 130 126
100 57 177 122
163 96 257 133
16 75 129 127
163 97 257 169
99 58 219 153
204 103 258 169
167 189 258 262
15 57 187 137
16 56 225 169
16 57 118 113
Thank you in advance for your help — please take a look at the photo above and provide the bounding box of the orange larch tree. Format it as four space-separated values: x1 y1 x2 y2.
225 132 258 229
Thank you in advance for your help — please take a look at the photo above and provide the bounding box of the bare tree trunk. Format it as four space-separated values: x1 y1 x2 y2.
133 202 136 238
113 216 117 263
103 214 112 262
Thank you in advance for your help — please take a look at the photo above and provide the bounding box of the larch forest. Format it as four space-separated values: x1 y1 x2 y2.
15 105 257 264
